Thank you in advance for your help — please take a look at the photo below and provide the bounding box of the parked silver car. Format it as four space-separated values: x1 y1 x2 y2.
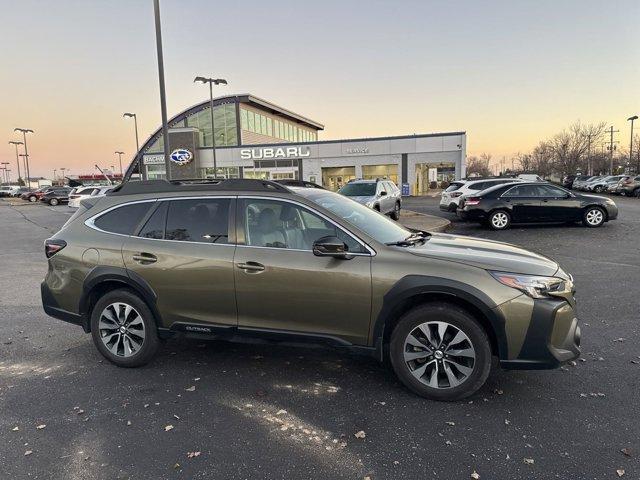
338 179 402 219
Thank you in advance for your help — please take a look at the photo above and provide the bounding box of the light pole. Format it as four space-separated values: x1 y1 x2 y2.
115 151 125 175
1 162 9 184
194 76 228 178
54 169 57 184
628 115 638 173
123 113 140 154
60 167 67 184
5 169 11 184
8 141 23 185
18 154 29 187
14 129 33 189
153 0 171 178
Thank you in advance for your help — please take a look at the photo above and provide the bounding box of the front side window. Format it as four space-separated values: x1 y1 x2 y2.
538 185 569 197
242 199 365 253
93 202 154 235
165 198 230 244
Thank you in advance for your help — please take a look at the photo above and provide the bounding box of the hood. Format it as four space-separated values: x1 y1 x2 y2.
574 193 609 202
346 195 375 204
406 233 560 277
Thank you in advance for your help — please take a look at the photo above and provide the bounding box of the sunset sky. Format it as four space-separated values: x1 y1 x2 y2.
2 0 638 178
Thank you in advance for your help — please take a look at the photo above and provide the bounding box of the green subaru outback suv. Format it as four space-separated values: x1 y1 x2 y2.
42 179 580 401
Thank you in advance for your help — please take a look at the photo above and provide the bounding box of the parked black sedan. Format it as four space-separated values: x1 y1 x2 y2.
459 182 618 230
40 187 72 206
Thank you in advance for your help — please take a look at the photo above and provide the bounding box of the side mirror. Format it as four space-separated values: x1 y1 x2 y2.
313 236 349 258
379 191 387 196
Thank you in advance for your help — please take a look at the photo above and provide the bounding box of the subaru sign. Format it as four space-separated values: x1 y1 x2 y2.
169 148 194 166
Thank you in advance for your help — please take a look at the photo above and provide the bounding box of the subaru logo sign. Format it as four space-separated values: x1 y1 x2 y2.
169 148 193 166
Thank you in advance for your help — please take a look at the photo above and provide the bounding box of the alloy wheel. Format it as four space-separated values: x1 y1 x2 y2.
98 302 146 357
585 208 604 226
491 212 509 229
403 321 475 389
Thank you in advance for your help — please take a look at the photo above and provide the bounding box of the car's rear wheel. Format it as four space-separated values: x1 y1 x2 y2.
90 289 159 367
28 195 37 202
49 198 59 206
390 201 401 220
594 186 603 193
488 210 511 230
389 303 492 401
582 206 605 228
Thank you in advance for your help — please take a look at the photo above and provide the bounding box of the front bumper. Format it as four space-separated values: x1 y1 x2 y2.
498 297 580 370
605 203 618 220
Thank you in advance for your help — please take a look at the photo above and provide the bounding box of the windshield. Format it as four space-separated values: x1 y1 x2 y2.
338 182 376 197
293 188 412 244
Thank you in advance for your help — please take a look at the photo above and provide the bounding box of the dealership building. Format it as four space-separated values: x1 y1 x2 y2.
127 94 466 195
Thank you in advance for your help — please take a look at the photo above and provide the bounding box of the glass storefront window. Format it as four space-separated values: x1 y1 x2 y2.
185 103 237 147
146 164 166 180
202 167 240 179
362 164 399 185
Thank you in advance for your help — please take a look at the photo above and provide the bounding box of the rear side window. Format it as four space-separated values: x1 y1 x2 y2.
93 202 153 235
445 182 464 192
165 198 230 244
138 202 168 239
468 182 487 191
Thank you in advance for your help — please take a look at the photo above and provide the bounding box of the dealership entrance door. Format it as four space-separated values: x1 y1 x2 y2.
414 162 456 195
321 167 356 191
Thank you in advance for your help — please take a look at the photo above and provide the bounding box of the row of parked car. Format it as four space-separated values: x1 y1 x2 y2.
563 174 640 196
440 176 618 230
0 184 113 206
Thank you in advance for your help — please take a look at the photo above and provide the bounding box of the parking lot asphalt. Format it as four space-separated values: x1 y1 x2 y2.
1 197 639 480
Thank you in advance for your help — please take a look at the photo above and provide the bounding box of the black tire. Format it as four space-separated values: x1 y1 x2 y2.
389 303 492 401
634 188 640 198
49 198 59 206
487 209 511 230
594 186 603 193
582 206 606 228
28 195 37 202
390 201 401 220
90 289 159 367
373 205 381 212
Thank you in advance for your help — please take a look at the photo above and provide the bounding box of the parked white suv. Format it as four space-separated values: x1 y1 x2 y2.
68 185 113 208
440 178 522 212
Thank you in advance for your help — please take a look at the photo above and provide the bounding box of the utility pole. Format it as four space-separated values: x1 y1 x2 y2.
9 141 23 184
582 133 596 175
628 116 638 173
606 126 619 174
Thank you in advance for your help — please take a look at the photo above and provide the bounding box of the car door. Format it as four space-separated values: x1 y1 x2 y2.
501 185 541 222
376 182 390 212
536 185 581 221
233 197 372 345
121 197 237 330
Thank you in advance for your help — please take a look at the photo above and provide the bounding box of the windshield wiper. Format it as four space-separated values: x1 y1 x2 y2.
385 231 431 247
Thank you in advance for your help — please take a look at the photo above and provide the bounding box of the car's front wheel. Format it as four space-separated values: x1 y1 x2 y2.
28 195 37 202
390 201 401 220
582 206 605 228
90 289 159 367
389 303 492 401
487 210 511 230
49 198 59 206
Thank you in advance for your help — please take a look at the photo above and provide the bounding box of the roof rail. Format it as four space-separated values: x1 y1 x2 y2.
108 178 291 196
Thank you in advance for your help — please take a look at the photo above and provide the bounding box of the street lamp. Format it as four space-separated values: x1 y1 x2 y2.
194 76 228 178
153 0 171 177
8 141 23 185
14 128 33 190
123 113 140 154
18 154 29 187
114 151 125 175
628 115 638 173
1 162 9 184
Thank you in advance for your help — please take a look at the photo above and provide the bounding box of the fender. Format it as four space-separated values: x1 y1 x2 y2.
371 275 508 360
80 266 163 329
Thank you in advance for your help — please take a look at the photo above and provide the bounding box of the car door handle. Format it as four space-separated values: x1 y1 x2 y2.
132 253 157 264
542 199 549 203
237 261 265 273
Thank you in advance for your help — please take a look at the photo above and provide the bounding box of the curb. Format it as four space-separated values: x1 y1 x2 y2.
400 209 451 233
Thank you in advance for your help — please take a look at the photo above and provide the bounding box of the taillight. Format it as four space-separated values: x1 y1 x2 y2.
465 197 481 206
44 239 67 258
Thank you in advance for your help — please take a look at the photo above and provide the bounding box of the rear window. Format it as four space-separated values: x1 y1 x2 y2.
445 182 464 192
93 202 154 235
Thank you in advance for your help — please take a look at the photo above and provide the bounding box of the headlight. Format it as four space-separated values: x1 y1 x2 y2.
490 271 571 299
365 201 375 208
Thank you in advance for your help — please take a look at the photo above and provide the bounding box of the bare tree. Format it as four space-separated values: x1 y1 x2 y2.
466 155 492 177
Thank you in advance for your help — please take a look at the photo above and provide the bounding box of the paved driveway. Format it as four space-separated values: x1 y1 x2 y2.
1 198 638 479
